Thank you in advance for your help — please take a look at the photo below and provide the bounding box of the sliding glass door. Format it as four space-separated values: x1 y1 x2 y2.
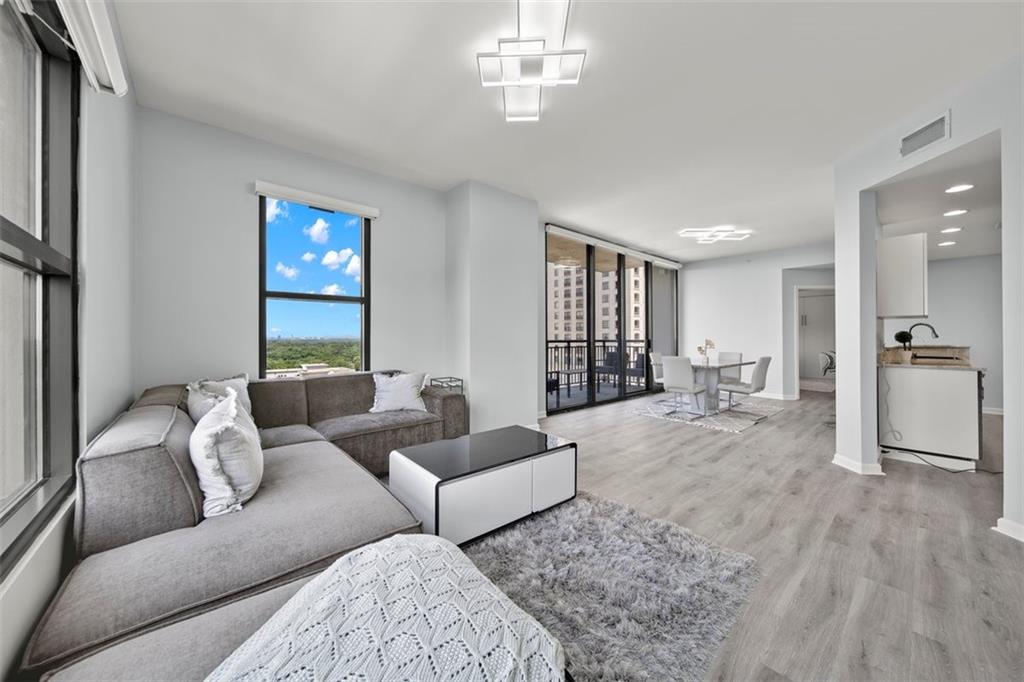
546 231 670 413
545 234 590 410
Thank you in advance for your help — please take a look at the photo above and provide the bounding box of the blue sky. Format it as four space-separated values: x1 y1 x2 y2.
265 198 362 339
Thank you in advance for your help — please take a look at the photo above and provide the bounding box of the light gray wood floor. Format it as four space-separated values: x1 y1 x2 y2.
541 392 1022 681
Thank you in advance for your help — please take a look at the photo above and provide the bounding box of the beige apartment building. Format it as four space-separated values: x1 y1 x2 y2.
546 264 646 342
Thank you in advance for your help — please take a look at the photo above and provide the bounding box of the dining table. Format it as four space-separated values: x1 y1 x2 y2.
692 359 756 414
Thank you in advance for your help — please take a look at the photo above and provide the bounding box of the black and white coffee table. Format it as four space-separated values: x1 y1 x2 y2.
389 426 577 545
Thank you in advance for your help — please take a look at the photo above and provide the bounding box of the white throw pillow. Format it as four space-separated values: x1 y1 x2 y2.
369 372 428 413
187 373 251 423
189 387 264 517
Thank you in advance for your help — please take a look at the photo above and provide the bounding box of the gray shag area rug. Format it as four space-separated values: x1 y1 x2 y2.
634 395 784 433
462 493 758 681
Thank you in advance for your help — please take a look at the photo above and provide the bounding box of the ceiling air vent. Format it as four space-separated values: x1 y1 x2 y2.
900 111 950 157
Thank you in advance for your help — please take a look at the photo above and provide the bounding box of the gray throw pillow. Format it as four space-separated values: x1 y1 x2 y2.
187 373 251 423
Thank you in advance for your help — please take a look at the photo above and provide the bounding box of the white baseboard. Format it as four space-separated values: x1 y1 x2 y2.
882 449 975 471
993 517 1024 543
537 411 548 421
982 407 1004 416
757 392 794 401
832 452 885 476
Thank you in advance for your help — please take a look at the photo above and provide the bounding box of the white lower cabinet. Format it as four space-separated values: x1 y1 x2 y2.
878 366 981 460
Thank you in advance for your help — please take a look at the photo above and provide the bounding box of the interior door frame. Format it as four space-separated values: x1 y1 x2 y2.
791 284 835 400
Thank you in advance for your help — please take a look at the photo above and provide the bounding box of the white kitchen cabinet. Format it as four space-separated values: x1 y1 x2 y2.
878 366 981 460
877 233 928 318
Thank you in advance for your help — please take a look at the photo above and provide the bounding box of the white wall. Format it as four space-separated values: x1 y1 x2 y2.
679 242 834 399
79 84 136 441
883 255 1003 409
782 267 835 397
834 58 1022 539
444 182 471 388
446 181 541 431
132 108 449 391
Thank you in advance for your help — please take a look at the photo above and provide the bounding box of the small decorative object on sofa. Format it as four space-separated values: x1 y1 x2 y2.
429 376 464 394
369 371 428 413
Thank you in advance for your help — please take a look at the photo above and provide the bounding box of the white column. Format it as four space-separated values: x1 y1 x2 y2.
833 189 884 475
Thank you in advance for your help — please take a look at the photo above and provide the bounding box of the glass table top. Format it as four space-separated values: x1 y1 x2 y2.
395 425 574 482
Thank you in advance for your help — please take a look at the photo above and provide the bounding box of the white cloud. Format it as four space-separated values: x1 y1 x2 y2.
266 199 288 223
270 327 282 334
303 217 330 244
275 261 299 280
344 216 359 229
321 248 353 270
301 251 316 262
320 283 345 296
345 254 361 280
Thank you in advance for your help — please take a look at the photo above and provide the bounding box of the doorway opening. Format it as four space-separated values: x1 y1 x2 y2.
796 286 836 394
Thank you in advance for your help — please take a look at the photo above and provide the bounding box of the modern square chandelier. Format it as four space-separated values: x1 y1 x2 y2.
477 1 586 122
678 225 753 244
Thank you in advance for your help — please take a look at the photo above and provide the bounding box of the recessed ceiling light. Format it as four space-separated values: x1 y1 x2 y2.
943 209 968 217
941 227 962 234
938 241 957 247
945 184 974 193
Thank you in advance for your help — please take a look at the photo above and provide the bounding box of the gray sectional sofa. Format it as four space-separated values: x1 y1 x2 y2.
21 371 467 679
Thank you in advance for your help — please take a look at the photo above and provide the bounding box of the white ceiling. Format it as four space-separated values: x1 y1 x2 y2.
876 131 1001 261
113 1 1022 262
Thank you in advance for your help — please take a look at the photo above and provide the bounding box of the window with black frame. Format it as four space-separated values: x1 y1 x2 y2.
1 1 79 575
258 195 370 377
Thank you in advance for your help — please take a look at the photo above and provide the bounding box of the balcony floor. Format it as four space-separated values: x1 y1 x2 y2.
546 381 648 411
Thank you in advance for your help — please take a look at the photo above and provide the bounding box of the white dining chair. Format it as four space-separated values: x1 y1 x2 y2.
720 356 771 411
662 356 707 417
718 352 743 384
650 351 664 386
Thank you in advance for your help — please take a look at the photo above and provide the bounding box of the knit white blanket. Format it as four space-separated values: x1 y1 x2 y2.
207 534 565 682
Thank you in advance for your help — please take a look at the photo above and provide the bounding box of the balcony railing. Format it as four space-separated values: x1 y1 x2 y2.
546 339 649 409
265 364 357 379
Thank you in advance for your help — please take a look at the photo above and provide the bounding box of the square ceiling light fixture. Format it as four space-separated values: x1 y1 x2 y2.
477 1 586 122
678 225 753 244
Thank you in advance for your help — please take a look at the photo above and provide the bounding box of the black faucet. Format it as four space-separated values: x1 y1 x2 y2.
906 323 939 349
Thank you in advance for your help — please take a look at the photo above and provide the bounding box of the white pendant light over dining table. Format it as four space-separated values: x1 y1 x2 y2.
477 0 586 122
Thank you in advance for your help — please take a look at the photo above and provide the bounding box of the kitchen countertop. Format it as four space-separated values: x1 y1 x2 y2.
882 344 970 349
878 363 984 372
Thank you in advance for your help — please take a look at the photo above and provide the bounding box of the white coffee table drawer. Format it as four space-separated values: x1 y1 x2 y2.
438 461 533 545
532 447 576 512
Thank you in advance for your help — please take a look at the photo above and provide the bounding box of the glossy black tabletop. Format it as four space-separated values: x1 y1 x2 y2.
396 425 574 482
